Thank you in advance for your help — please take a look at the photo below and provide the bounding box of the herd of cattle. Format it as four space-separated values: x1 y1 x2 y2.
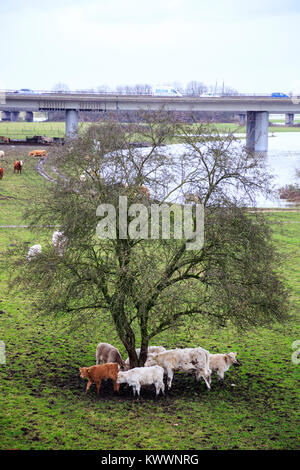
80 342 238 398
2 144 239 399
26 231 239 398
26 230 67 260
0 149 47 180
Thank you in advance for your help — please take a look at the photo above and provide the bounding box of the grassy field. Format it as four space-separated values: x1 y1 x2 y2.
1 120 300 140
0 146 299 450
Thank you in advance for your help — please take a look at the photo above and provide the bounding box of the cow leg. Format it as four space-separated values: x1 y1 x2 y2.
202 375 211 390
96 379 102 394
85 380 92 395
217 370 225 384
113 381 120 393
167 369 173 389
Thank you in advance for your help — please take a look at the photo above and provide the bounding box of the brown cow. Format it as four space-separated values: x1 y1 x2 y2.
0 168 3 179
28 150 47 157
140 185 150 198
14 160 23 174
79 363 120 395
0 136 10 143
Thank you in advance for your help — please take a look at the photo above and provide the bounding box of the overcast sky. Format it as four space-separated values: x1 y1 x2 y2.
1 0 300 93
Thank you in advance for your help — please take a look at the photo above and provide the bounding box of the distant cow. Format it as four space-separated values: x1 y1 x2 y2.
0 136 10 143
14 160 23 174
40 136 53 144
79 363 120 395
184 193 202 204
27 244 42 260
0 168 3 179
28 149 47 157
52 230 68 256
96 342 126 369
140 185 150 198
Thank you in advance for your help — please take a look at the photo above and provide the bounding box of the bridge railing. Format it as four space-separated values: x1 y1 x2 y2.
1 89 288 98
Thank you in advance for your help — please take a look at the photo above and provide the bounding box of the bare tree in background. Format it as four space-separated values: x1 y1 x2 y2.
52 82 70 93
185 81 208 96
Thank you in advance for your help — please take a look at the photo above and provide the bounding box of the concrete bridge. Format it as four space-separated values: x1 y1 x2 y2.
1 91 300 152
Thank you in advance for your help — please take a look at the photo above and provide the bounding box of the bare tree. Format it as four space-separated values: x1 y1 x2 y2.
52 82 70 93
185 81 208 96
12 112 289 368
132 84 152 95
96 85 111 93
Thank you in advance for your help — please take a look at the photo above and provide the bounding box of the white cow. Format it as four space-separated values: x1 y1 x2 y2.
150 347 211 390
207 352 238 385
124 346 166 367
52 230 68 256
27 244 42 260
117 365 165 397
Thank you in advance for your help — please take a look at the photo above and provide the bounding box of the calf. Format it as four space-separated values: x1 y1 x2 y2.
208 352 238 385
0 150 5 158
14 160 23 174
96 342 126 368
0 168 3 180
79 363 120 395
117 365 165 397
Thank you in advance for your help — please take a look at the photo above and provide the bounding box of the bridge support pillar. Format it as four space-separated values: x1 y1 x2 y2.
246 111 269 153
11 111 19 122
66 109 78 138
1 111 11 121
237 113 246 126
285 113 294 126
25 111 33 122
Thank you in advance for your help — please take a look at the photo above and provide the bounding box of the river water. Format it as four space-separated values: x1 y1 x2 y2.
166 132 300 209
251 132 300 208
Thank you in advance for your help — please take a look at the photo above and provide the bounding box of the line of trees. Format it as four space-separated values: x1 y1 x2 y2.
52 81 239 96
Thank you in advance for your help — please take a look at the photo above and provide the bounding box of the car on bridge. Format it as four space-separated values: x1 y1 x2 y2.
14 88 40 94
271 92 289 98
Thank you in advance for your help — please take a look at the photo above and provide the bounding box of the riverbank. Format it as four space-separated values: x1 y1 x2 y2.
1 120 300 140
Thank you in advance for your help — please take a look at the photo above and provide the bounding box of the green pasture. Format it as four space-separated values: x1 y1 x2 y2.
0 146 299 450
1 120 300 141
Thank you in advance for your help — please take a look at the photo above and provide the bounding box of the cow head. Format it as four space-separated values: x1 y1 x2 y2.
227 352 239 365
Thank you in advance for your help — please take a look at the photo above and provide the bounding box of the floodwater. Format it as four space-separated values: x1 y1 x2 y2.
166 132 300 208
253 132 300 208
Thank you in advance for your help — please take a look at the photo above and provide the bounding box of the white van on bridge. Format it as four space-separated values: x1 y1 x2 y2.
152 85 182 97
